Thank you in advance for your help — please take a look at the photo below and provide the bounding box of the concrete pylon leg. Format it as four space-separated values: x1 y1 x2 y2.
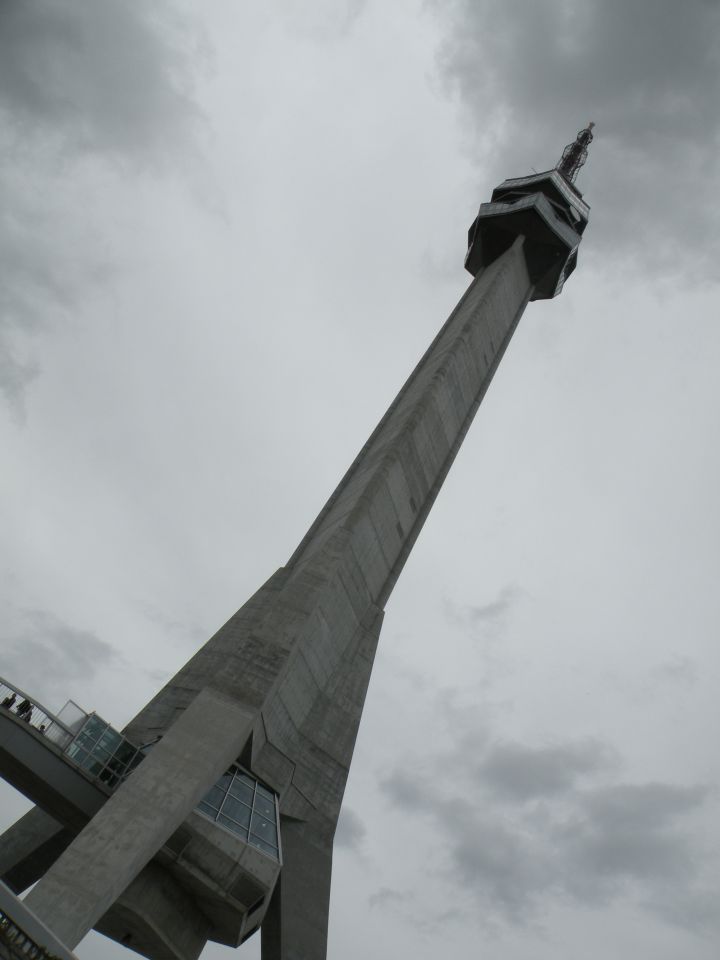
0 807 72 893
261 818 333 960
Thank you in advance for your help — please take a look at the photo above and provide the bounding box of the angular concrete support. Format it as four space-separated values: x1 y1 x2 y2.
96 862 210 960
0 807 71 893
261 819 333 960
24 688 256 949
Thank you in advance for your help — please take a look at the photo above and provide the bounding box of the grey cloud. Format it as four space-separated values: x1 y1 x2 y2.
445 584 522 639
434 0 720 280
478 738 617 801
0 0 202 160
2 609 117 705
335 806 367 850
380 725 715 932
0 0 205 410
368 886 412 911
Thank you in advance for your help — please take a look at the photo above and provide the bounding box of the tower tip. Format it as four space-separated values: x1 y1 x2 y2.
556 123 595 184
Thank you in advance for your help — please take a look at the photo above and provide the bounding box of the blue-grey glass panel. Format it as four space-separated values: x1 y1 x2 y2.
203 786 225 810
255 784 274 803
74 730 100 749
81 755 104 775
89 746 111 765
248 834 279 859
98 728 122 752
217 772 233 792
228 778 254 805
253 793 275 820
218 814 249 839
67 744 89 764
82 716 107 738
113 741 137 764
250 811 277 845
197 801 218 819
221 796 251 828
236 771 256 790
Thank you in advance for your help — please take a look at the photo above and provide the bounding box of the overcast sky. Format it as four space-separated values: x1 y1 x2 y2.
1 2 719 959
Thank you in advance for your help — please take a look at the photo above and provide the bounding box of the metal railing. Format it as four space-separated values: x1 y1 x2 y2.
0 907 58 960
0 676 143 790
0 677 80 751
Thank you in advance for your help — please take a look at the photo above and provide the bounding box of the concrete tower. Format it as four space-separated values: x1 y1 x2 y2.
0 126 594 960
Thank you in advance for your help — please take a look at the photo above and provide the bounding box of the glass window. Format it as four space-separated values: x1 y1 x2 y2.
218 814 249 839
67 744 90 765
253 793 275 821
198 800 219 819
203 785 226 811
82 716 108 739
221 796 251 828
98 728 122 752
81 754 104 776
250 811 277 846
113 741 137 765
228 777 254 805
89 746 111 766
248 834 278 858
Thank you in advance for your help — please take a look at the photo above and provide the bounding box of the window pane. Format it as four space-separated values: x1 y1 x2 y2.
250 811 277 846
217 772 233 792
81 754 104 776
113 741 137 764
202 786 225 810
256 784 275 803
235 771 256 790
253 793 275 821
248 834 279 859
98 729 122 752
67 745 89 765
228 778 254 805
221 796 251 828
218 814 248 840
89 746 111 766
74 730 99 750
83 716 107 738
197 801 218 820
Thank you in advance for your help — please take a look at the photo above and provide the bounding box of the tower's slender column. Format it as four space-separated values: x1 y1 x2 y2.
22 239 533 953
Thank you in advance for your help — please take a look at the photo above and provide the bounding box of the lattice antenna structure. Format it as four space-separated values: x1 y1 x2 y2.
557 122 595 183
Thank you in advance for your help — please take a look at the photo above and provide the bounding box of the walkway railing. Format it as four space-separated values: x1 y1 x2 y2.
0 676 81 751
0 676 142 789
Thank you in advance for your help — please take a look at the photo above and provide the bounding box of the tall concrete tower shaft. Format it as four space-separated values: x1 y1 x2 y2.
0 127 593 960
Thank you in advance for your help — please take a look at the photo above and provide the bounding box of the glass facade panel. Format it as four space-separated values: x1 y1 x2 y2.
203 786 225 810
83 716 107 738
113 742 137 765
98 728 122 752
221 796 251 828
250 811 277 845
218 814 249 839
248 835 278 858
194 764 280 861
253 793 275 820
228 778 254 805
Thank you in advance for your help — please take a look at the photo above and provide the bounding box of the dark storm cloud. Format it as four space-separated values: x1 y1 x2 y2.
380 719 716 932
434 0 720 280
335 806 367 850
0 0 204 411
